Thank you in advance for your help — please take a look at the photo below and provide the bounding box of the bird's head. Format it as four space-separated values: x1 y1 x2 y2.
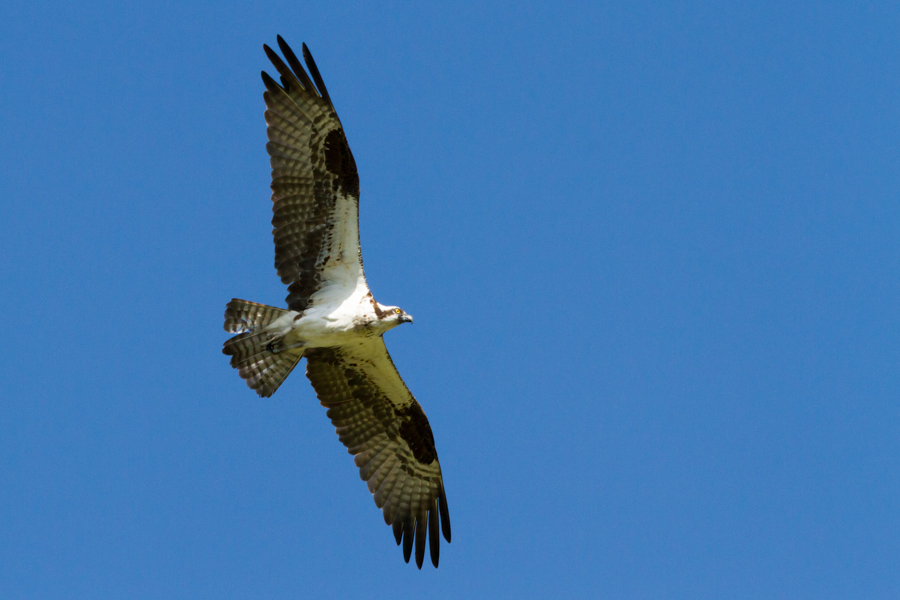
377 304 414 330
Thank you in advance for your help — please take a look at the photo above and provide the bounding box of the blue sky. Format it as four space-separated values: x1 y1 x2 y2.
1 1 898 598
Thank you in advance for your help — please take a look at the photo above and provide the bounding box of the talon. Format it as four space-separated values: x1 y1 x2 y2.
266 343 278 354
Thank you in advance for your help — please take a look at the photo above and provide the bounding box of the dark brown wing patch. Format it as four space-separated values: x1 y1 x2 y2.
396 402 437 464
324 128 359 197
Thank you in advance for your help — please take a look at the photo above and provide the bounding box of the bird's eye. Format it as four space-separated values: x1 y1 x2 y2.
394 308 402 314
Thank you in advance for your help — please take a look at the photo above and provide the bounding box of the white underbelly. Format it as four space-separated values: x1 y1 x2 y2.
280 307 371 349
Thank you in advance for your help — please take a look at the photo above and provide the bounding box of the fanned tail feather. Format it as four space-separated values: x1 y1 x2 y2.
224 298 290 333
222 299 302 397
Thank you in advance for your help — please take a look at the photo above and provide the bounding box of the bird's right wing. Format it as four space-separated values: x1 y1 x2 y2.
305 338 451 568
261 37 367 312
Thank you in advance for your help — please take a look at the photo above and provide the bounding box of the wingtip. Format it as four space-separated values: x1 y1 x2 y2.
415 517 426 569
402 522 414 563
429 504 440 567
261 70 284 95
277 35 293 57
439 487 452 543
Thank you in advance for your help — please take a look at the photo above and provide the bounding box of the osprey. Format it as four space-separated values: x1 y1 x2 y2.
222 37 451 569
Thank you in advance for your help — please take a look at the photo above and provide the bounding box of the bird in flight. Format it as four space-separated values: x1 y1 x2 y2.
222 36 451 569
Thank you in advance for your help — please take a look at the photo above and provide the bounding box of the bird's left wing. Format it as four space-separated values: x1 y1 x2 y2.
261 37 366 312
305 339 451 568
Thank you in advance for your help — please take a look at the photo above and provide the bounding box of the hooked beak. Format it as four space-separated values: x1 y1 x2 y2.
400 313 414 324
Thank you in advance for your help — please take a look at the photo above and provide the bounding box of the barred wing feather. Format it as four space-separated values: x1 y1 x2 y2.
305 339 451 568
262 37 365 312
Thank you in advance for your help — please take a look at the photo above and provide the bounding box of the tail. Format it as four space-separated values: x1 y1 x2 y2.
222 299 303 398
